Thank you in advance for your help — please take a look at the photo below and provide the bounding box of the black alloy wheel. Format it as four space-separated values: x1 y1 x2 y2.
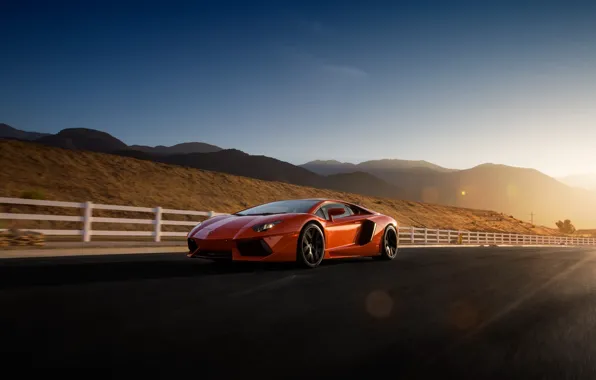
297 223 325 268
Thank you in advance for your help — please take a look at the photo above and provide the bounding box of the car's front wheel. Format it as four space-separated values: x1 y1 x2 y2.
297 223 325 268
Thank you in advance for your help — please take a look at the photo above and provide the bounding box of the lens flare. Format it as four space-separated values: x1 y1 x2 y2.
365 290 394 318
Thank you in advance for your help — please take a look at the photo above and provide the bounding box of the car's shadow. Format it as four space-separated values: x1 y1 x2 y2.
0 253 377 289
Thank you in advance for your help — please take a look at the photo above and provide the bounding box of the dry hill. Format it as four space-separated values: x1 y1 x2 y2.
0 139 562 236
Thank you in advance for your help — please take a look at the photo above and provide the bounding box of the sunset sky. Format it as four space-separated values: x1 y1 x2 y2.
1 0 595 177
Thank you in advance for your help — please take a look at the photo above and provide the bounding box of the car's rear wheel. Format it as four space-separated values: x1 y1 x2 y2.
297 223 325 268
378 225 398 260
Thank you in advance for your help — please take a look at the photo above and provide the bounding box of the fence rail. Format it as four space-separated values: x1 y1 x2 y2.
397 227 596 246
1 197 595 246
0 197 226 242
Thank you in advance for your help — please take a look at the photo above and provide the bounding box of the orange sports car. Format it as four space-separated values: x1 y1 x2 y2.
187 198 399 268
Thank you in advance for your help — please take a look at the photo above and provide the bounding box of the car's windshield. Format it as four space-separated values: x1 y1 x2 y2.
235 200 319 216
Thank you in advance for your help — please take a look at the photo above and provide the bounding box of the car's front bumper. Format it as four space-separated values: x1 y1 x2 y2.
187 233 299 262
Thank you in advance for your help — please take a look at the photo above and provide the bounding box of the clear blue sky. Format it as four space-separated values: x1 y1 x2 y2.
1 0 595 177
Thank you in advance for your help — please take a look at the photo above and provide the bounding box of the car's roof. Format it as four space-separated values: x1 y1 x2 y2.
293 198 345 202
290 198 378 214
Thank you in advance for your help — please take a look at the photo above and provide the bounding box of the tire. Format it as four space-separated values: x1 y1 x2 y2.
297 223 325 268
378 225 398 260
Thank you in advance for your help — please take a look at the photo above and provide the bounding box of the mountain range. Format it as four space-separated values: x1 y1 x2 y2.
557 174 596 191
1 123 595 228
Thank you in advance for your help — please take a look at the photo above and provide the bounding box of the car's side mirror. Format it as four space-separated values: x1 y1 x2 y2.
327 207 345 222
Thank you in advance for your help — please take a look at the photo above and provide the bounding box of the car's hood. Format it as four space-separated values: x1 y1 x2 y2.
190 214 296 240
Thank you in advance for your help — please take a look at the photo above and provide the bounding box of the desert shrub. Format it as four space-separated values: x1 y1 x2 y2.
556 219 576 234
20 189 45 200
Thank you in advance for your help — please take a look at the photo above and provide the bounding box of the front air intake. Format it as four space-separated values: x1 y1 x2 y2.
236 239 273 256
187 238 198 252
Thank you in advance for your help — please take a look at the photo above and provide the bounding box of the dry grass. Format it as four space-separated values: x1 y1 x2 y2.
0 139 563 236
576 229 596 237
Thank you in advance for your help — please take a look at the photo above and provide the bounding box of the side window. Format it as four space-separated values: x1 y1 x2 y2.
342 205 354 217
321 203 353 220
347 205 359 215
315 208 326 219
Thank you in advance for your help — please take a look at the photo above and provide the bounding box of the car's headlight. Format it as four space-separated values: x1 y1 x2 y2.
188 222 202 237
252 220 282 232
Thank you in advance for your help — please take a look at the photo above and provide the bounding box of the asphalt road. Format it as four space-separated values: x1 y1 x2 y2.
1 246 596 379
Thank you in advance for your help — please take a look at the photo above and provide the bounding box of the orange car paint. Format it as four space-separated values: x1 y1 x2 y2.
187 199 398 262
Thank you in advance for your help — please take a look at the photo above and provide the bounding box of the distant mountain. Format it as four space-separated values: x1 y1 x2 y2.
36 128 128 152
323 171 404 199
301 158 454 176
5 124 596 228
157 149 324 187
0 123 50 141
558 174 596 191
5 124 223 156
357 159 455 172
115 150 404 199
15 126 400 198
129 142 222 155
400 163 596 228
305 159 596 228
300 160 358 175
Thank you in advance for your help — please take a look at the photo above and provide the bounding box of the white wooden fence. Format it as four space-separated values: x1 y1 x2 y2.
397 227 596 246
0 197 226 242
1 197 595 246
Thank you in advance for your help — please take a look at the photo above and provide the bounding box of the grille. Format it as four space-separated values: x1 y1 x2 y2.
194 251 233 260
236 239 273 256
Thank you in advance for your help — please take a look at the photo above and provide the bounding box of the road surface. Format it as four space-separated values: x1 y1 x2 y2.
1 247 595 379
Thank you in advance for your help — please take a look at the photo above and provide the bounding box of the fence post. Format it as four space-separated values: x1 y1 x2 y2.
410 227 415 244
154 206 162 242
83 201 93 243
208 211 214 218
424 228 428 244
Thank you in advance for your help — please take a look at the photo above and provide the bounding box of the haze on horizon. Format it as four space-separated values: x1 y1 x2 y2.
1 0 595 178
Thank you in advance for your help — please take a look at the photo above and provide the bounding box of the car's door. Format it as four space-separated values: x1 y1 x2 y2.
320 202 364 255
